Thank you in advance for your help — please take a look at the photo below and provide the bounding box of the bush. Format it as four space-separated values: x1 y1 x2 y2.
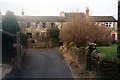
20 33 28 47
47 26 60 47
35 41 48 48
2 10 20 34
31 39 35 44
59 16 112 46
68 42 82 55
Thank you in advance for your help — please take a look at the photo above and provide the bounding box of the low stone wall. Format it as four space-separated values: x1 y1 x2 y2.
85 45 120 79
60 42 120 79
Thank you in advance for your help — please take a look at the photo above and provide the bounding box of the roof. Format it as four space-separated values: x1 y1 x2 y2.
90 16 117 22
17 16 66 22
64 12 86 19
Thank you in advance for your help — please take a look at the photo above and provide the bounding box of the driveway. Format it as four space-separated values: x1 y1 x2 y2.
4 48 72 78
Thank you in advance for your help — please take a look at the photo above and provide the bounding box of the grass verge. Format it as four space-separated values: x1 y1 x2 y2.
96 44 117 59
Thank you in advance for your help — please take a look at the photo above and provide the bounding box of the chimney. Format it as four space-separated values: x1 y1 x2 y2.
86 7 89 17
60 11 65 17
21 9 24 16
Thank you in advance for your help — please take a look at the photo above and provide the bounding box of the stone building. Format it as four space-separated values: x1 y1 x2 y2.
60 9 117 41
17 13 65 39
17 9 117 41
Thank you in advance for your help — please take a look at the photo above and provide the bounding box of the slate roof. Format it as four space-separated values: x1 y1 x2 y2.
17 16 66 22
3 12 117 23
90 16 117 22
64 12 86 19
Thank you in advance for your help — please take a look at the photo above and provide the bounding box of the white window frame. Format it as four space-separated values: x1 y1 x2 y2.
105 22 111 28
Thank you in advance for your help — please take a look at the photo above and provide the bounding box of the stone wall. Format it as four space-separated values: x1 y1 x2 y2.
85 45 120 79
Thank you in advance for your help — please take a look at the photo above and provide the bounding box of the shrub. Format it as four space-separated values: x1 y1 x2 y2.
2 10 20 34
59 16 112 46
47 26 60 47
68 42 82 55
31 39 35 44
35 41 48 48
20 33 28 47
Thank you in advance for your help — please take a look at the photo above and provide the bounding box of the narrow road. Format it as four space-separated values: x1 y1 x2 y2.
4 48 72 78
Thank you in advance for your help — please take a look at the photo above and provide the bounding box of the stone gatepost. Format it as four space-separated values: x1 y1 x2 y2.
16 32 22 69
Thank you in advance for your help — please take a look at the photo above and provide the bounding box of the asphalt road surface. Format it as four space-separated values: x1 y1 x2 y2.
4 48 73 78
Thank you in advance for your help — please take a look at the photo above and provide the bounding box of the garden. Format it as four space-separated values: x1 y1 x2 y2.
97 44 117 59
58 15 120 79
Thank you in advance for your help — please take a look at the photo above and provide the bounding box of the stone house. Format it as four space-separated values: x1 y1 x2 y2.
17 15 65 39
60 8 117 41
7 8 117 41
91 16 117 41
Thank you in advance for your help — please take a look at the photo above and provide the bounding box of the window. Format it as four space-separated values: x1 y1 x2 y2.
51 23 54 27
105 22 112 28
105 22 108 27
42 23 46 28
27 33 32 38
27 22 31 28
109 22 111 27
36 22 39 28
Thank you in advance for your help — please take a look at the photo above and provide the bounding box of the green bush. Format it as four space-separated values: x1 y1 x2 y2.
2 10 20 34
47 26 60 47
20 33 28 47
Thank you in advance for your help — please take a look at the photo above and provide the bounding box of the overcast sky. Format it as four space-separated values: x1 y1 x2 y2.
0 0 118 19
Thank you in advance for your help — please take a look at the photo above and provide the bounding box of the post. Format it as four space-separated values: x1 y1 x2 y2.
118 1 120 58
16 32 22 69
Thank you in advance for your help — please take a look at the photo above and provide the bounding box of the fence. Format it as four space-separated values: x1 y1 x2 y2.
2 30 23 69
2 30 16 64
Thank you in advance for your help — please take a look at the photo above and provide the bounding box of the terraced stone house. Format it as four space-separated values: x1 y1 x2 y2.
17 10 65 39
60 8 117 41
1 9 117 41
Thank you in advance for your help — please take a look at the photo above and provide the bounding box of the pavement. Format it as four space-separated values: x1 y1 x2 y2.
3 48 73 78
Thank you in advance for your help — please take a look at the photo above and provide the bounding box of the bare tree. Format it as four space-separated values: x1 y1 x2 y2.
59 15 112 47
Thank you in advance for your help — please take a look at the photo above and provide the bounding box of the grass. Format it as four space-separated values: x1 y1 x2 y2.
96 44 117 59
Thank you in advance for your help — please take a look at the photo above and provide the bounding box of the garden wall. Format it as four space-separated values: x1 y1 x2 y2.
60 42 120 79
85 44 120 79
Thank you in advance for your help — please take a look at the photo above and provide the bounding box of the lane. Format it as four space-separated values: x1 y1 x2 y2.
4 48 72 78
